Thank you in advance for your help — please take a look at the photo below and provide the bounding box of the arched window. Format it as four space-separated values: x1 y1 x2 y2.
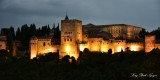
43 42 46 47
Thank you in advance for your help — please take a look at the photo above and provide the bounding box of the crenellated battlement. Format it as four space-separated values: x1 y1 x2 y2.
61 19 82 23
127 42 143 45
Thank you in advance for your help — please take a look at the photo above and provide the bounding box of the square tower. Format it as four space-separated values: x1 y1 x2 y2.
145 35 155 53
60 18 82 59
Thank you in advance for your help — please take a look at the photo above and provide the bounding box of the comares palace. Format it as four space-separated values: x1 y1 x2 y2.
0 16 159 59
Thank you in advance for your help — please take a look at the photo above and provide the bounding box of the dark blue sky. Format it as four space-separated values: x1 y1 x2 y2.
0 0 160 31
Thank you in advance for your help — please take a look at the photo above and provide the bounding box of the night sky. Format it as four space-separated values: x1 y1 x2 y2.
0 0 160 31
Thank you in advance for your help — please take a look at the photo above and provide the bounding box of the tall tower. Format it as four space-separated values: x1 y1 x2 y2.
145 35 155 53
60 15 82 59
30 36 38 59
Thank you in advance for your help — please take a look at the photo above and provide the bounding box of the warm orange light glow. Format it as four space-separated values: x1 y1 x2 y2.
101 46 108 52
116 46 124 52
31 52 36 59
43 48 53 53
93 46 99 51
80 44 88 51
65 45 71 54
65 45 78 60
130 45 138 51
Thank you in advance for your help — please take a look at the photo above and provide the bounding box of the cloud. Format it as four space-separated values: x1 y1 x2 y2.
0 0 160 31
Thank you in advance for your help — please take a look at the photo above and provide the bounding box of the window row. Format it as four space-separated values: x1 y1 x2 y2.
64 38 72 42
43 42 50 46
109 30 121 33
64 32 72 34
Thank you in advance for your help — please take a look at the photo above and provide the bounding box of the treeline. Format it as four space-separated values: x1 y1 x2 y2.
0 24 60 51
0 49 159 80
139 28 160 39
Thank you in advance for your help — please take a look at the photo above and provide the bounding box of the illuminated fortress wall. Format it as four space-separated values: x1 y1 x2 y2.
155 44 160 49
80 38 144 53
88 38 103 52
30 17 159 59
37 38 52 54
30 37 38 59
145 35 155 52
127 42 144 51
30 37 59 59
0 35 7 50
0 40 7 50
80 38 126 53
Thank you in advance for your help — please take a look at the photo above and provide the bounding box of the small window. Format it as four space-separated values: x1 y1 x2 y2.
70 39 72 42
67 39 69 41
43 42 46 47
64 39 66 42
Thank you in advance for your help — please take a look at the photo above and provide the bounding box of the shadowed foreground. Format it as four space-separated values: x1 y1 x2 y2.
0 49 159 80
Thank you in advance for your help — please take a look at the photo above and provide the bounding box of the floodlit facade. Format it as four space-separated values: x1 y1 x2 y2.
0 35 7 50
29 16 160 59
30 36 60 59
83 23 143 39
60 17 82 59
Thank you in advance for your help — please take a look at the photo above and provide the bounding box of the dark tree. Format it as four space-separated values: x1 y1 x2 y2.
120 48 124 57
52 23 56 29
36 27 41 37
1 28 14 53
16 27 21 40
83 48 90 53
21 24 30 49
108 49 112 55
139 29 149 39
61 55 71 63
10 27 15 40
30 24 36 37
150 27 160 39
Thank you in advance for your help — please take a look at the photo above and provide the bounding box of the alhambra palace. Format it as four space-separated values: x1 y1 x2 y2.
29 15 160 59
0 15 159 59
